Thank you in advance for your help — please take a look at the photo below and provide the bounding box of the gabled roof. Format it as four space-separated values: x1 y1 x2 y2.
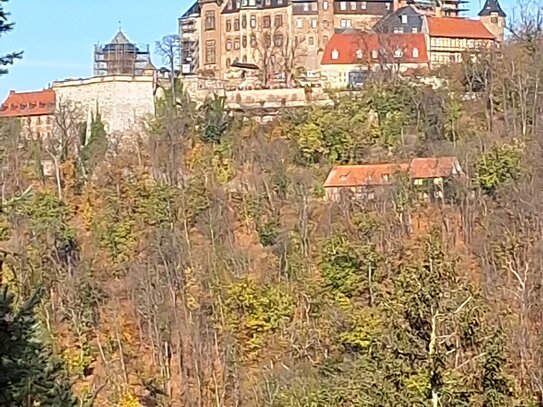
426 17 496 39
324 157 463 188
409 157 462 179
374 5 423 32
321 32 428 65
0 89 56 118
181 1 201 19
478 0 506 17
324 163 409 188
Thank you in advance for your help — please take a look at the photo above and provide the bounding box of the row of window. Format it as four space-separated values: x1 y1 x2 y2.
224 33 285 50
330 47 419 60
224 14 284 31
431 52 461 63
393 27 419 33
431 37 487 48
24 116 52 125
337 1 391 10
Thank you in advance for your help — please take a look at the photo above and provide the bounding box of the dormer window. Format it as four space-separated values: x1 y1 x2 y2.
340 174 348 181
331 49 339 60
382 174 390 182
401 15 408 24
355 49 363 59
394 48 403 58
412 47 419 58
371 49 378 59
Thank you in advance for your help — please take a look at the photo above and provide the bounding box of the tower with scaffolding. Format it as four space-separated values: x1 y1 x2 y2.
94 30 152 76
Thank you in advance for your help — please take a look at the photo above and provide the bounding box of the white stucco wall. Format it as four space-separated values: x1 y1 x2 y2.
52 75 155 136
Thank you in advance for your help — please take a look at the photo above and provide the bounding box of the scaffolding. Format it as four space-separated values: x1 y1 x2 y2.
94 31 151 76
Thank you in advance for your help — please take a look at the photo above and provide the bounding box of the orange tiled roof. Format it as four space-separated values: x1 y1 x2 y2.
409 157 462 179
324 163 409 187
426 17 496 39
321 32 428 65
324 157 462 188
0 89 56 118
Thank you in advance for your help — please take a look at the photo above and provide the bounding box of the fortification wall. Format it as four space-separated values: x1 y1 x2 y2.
52 75 155 136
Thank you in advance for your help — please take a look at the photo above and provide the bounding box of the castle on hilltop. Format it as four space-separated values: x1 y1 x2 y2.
179 0 506 84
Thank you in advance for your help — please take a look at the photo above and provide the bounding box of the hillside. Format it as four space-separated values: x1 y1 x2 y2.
1 38 543 406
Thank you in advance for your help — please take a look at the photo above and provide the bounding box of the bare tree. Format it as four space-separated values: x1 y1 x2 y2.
156 34 181 105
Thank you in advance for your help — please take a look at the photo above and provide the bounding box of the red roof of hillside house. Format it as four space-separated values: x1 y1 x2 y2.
409 157 463 179
324 163 410 188
0 89 56 118
321 32 428 65
426 17 496 39
324 157 463 188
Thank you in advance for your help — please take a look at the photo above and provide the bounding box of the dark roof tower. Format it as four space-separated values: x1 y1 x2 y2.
478 0 506 17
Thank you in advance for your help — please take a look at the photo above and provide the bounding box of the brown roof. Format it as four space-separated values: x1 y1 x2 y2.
321 32 429 65
324 157 462 188
409 157 462 179
324 163 409 188
426 17 496 40
0 89 56 118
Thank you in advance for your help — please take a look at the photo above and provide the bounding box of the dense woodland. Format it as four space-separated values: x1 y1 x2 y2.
2 1 543 406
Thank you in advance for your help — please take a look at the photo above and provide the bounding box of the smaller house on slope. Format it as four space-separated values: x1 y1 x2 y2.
324 156 463 201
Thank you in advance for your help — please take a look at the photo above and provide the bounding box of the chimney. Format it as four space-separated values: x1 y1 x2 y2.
435 0 442 17
9 90 15 95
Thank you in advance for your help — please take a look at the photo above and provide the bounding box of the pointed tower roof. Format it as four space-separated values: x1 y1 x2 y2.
478 0 506 17
111 30 131 45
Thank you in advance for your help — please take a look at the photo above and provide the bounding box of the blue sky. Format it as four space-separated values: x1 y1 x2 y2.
0 0 515 99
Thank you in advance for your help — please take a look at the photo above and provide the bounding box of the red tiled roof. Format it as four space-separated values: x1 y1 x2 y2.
409 157 462 179
324 163 410 187
321 32 428 65
0 89 56 118
426 17 496 39
324 157 463 188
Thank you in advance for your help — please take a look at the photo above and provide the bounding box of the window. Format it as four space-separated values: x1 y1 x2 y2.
361 1 367 9
340 18 351 27
234 38 240 49
331 48 339 60
382 174 390 182
296 18 303 28
412 47 419 58
274 34 283 47
340 1 347 10
243 55 248 62
311 18 317 28
226 20 232 32
234 18 240 30
278 0 284 5
242 15 247 28
205 40 216 64
226 58 231 67
264 33 271 47
323 34 329 43
491 16 498 23
303 2 309 11
323 0 328 9
226 39 233 50
350 1 356 10
355 49 363 59
394 27 403 33
394 48 403 58
308 36 314 45
385 2 391 9
250 15 256 28
401 15 408 23
412 27 418 33
251 35 257 46
371 49 378 58
205 11 216 30
242 36 247 47
265 0 271 5
312 2 318 11
264 15 271 27
275 14 283 27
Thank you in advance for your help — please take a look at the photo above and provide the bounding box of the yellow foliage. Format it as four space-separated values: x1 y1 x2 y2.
118 391 142 407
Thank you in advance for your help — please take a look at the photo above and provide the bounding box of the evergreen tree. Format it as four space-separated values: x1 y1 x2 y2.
0 287 76 406
0 0 22 75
